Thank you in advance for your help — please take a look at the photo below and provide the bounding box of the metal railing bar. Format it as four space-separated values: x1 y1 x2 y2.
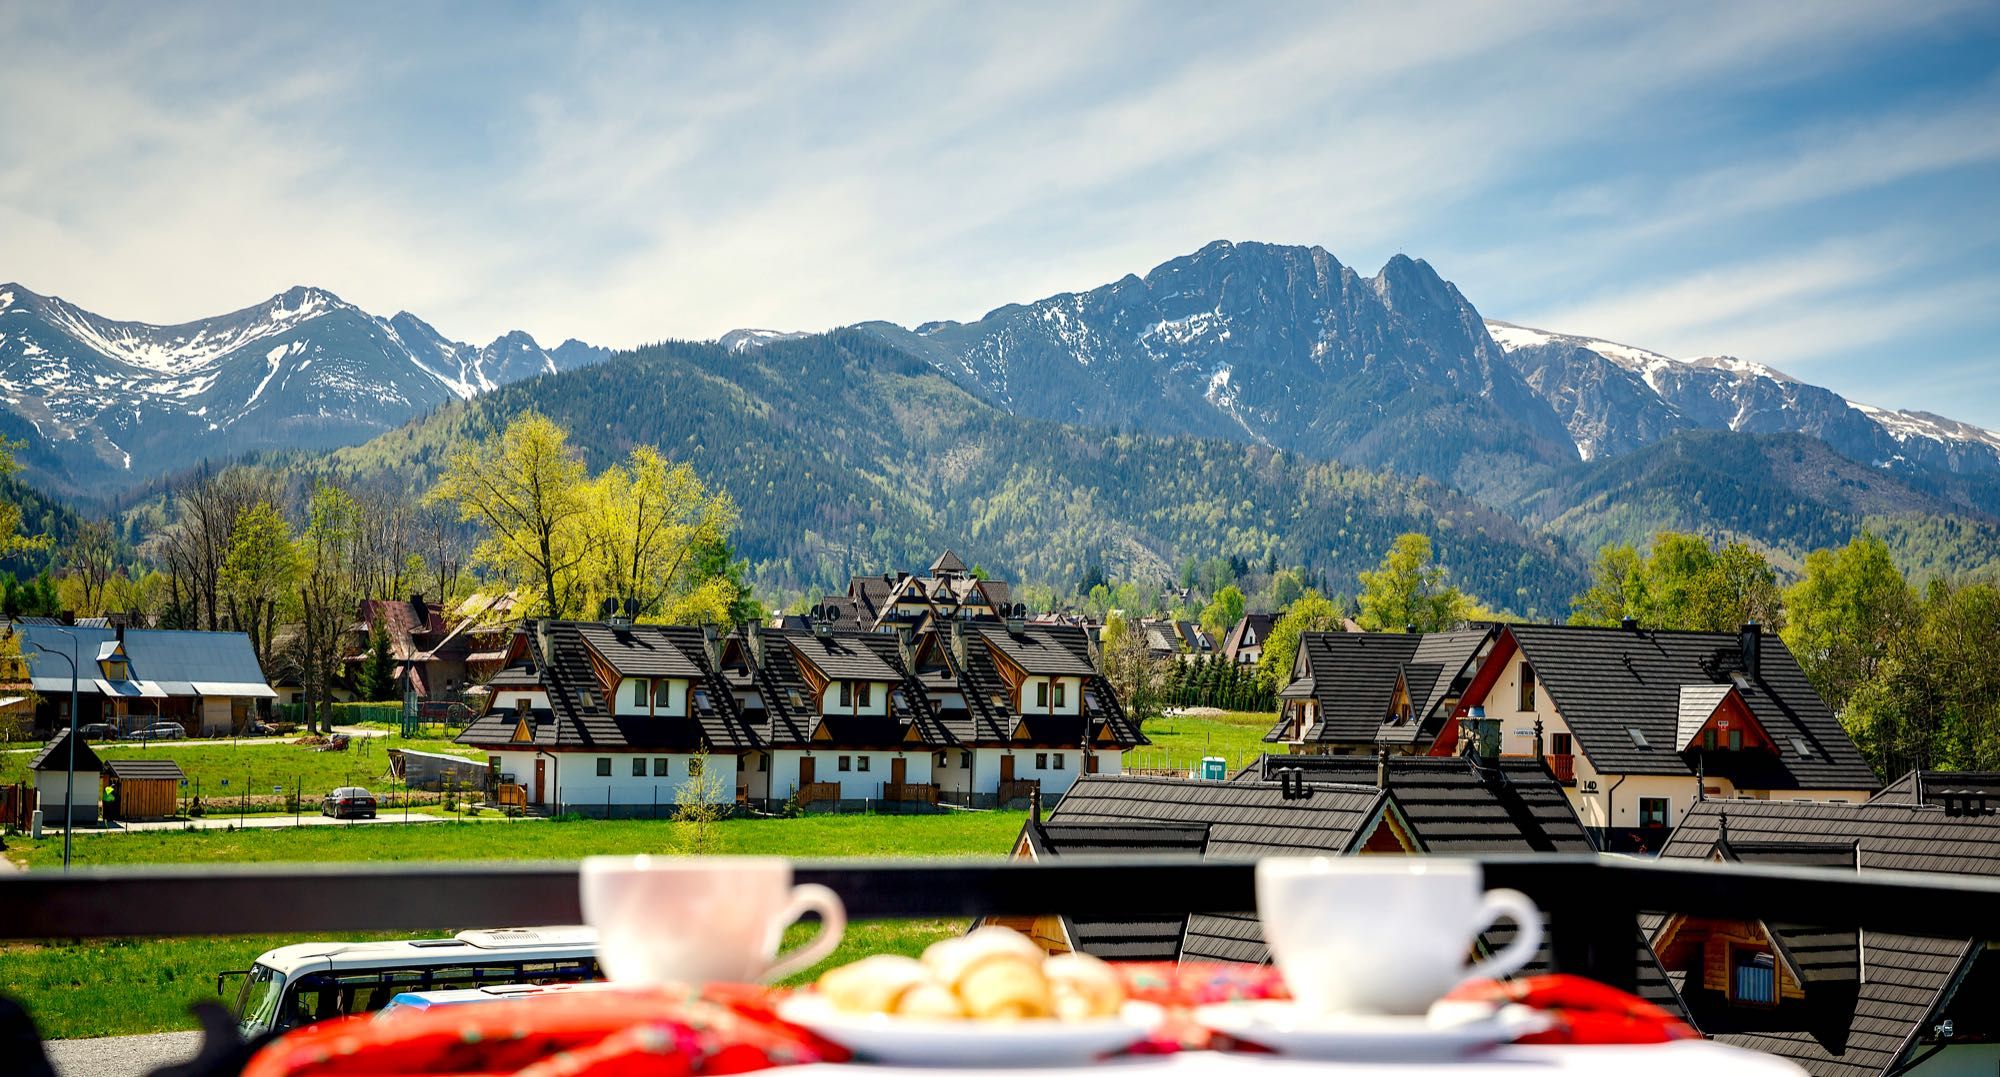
4 855 1999 946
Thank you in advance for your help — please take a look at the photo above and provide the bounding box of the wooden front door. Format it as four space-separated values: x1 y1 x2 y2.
799 756 816 789
890 757 907 787
1086 753 1100 774
999 755 1015 783
533 756 546 805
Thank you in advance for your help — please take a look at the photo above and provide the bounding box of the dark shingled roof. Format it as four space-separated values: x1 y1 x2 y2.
457 622 757 753
955 624 1144 749
976 624 1098 677
1017 820 1207 962
1869 770 2000 807
1505 625 1878 788
784 631 901 682
931 549 968 575
1050 774 1387 964
1655 800 2000 1076
1245 754 1590 854
103 758 185 781
29 729 102 773
1266 630 1489 746
575 623 704 678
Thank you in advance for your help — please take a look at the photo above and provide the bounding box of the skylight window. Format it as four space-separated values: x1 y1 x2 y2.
1792 738 1813 759
1627 728 1652 749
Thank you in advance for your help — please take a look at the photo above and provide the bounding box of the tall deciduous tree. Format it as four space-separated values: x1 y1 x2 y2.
60 519 119 617
1200 585 1247 640
1569 532 1782 631
1356 533 1469 633
1781 533 1912 715
430 411 591 618
1098 613 1168 727
585 446 739 625
1255 589 1343 692
296 484 361 735
220 501 298 671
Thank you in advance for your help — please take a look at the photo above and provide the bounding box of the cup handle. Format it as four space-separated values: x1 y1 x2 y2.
761 883 846 983
1464 887 1543 984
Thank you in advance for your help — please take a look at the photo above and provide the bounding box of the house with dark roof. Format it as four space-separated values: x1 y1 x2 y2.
807 550 1015 635
1868 770 2000 809
1652 800 2000 1077
714 617 1144 810
1448 622 1879 852
1220 613 1275 667
1264 628 1493 755
344 592 513 702
16 624 276 737
456 619 756 815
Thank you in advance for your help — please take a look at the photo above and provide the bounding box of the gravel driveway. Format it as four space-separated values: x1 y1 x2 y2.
43 1031 201 1077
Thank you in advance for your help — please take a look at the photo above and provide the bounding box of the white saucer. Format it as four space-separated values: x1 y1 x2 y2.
1194 1000 1550 1060
777 994 1166 1067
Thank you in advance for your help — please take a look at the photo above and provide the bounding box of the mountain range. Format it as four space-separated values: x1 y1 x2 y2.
6 239 1997 607
0 283 608 497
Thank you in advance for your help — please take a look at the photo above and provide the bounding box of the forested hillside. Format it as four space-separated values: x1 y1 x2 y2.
324 330 1584 616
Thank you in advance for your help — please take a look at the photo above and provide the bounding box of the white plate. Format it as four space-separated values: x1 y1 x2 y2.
1194 1000 1550 1061
777 994 1165 1067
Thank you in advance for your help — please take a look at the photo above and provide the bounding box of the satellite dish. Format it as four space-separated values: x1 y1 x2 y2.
623 597 640 618
597 596 618 620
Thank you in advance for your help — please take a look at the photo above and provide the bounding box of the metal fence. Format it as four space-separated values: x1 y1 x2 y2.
7 855 2000 994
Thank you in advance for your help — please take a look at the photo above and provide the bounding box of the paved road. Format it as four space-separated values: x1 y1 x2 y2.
4 725 395 754
44 1031 201 1077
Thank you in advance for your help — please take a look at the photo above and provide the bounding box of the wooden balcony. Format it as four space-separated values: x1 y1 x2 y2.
493 783 529 808
882 782 938 805
1545 753 1576 785
796 782 843 806
998 779 1040 804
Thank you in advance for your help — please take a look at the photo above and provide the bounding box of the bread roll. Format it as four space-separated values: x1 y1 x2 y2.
957 956 1054 1020
922 927 1048 989
817 954 933 1014
894 981 967 1020
1045 952 1124 1020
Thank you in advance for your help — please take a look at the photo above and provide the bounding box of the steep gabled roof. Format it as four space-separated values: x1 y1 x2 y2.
29 729 101 773
1222 614 1275 662
1246 753 1590 854
785 630 901 682
931 549 968 575
456 622 756 753
1017 819 1207 962
575 623 704 679
978 624 1097 677
1656 800 2000 1076
1274 629 1489 746
1870 770 2000 807
953 624 1142 748
1500 625 1877 788
103 758 185 781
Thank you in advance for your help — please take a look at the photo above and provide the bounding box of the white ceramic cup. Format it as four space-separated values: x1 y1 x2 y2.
1256 857 1543 1015
580 855 845 985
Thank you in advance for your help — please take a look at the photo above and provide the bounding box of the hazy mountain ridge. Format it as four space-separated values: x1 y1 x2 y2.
0 282 608 498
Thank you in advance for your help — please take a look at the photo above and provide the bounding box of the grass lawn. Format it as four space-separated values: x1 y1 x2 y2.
0 737 482 803
6 811 1023 1038
1127 710 1278 777
8 811 1028 869
5 920 963 1041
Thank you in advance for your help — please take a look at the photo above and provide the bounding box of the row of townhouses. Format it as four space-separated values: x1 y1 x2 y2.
1265 620 1881 851
455 613 1145 814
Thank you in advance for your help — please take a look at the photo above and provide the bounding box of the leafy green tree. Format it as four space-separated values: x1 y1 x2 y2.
430 411 591 618
1200 584 1246 639
1256 590 1343 691
1781 533 1912 715
1356 533 1469 632
297 484 362 735
220 501 298 670
1099 613 1168 727
1269 568 1306 611
1571 543 1647 626
1569 531 1781 632
1842 580 2000 777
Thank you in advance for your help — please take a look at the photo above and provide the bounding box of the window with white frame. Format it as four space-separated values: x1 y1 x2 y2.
1036 681 1049 708
838 756 852 772
632 680 648 707
1053 681 1066 708
857 756 871 772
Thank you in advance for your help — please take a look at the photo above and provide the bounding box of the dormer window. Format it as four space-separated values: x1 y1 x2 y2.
1035 681 1049 708
101 658 128 681
1053 682 1066 708
631 680 647 707
838 682 854 708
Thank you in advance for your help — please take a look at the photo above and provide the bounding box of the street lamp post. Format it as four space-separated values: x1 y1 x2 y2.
21 628 80 871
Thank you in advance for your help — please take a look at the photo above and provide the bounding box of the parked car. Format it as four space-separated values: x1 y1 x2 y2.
323 786 377 819
128 723 187 741
76 722 120 740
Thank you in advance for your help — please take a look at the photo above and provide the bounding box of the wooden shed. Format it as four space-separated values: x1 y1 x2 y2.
103 758 185 821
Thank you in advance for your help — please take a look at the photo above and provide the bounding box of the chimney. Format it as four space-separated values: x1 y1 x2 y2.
746 623 765 669
60 610 74 626
1375 748 1388 790
411 592 428 626
1030 786 1042 825
1740 622 1762 677
534 618 553 670
897 625 917 670
703 625 721 668
1277 767 1309 801
1460 706 1500 765
1005 606 1025 636
950 620 968 669
1404 623 1417 635
115 623 125 644
1620 616 1639 632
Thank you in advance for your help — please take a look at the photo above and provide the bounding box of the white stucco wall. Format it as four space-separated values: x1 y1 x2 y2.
613 677 689 717
817 681 889 716
487 749 736 808
489 689 549 713
35 768 103 822
1016 676 1082 716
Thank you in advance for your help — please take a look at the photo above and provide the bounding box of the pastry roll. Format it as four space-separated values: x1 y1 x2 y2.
1045 952 1124 1020
816 954 933 1014
956 956 1054 1020
894 981 967 1020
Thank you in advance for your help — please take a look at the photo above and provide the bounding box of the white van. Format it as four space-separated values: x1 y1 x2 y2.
225 927 601 1037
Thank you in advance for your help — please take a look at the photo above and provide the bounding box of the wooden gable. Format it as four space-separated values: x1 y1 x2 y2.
789 643 831 698
982 638 1030 692
509 716 534 744
1689 690 1774 753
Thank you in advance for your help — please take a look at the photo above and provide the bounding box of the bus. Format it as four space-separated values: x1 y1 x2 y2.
225 927 601 1037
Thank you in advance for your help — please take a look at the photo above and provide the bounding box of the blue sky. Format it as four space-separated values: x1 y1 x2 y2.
3 2 1998 424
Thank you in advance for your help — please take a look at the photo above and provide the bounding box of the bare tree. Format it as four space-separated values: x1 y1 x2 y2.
62 519 119 616
296 484 361 736
160 467 281 630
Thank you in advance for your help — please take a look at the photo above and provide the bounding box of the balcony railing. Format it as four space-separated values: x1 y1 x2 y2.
1545 752 1575 784
997 778 1040 803
881 782 939 804
7 856 2000 996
